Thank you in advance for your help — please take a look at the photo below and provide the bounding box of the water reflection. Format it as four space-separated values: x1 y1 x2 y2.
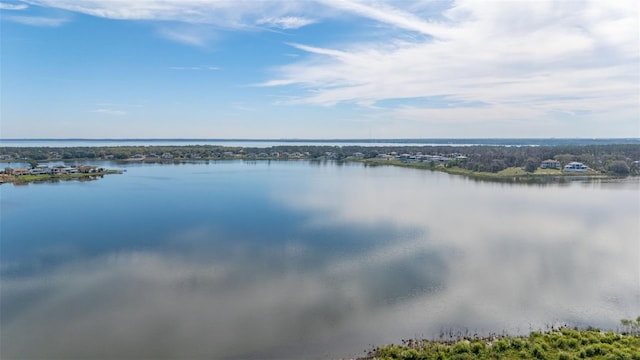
1 162 638 359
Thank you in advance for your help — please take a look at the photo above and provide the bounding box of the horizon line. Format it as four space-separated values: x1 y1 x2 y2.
2 137 639 141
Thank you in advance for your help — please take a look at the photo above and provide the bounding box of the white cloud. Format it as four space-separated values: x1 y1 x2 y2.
157 25 219 47
92 108 127 116
14 0 640 135
0 2 28 10
257 16 316 29
260 0 639 130
318 0 449 36
22 0 325 29
4 15 68 26
160 30 202 46
169 66 219 71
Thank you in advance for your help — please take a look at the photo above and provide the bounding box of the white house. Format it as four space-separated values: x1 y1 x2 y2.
30 167 49 175
541 159 561 169
564 162 588 172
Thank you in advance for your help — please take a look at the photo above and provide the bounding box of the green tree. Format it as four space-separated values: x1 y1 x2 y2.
27 159 39 169
554 154 575 166
621 316 640 335
489 159 506 173
524 158 539 172
608 160 629 175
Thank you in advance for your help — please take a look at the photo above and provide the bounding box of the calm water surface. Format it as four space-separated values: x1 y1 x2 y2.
1 161 639 359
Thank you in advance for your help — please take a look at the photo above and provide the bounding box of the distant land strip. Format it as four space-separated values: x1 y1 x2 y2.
1 138 640 146
1 143 638 183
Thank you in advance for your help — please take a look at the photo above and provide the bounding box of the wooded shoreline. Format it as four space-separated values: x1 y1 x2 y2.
1 143 638 183
0 170 123 185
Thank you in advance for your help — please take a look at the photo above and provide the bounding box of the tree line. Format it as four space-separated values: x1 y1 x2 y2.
1 143 638 175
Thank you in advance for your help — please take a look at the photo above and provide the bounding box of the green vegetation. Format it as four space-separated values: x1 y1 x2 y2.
1 143 638 182
1 170 122 185
27 158 39 169
608 160 630 176
360 159 605 182
621 317 640 336
362 322 640 360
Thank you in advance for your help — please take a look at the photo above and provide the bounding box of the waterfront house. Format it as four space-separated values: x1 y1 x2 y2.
12 168 29 176
564 162 588 172
541 159 561 169
78 165 95 173
30 167 48 175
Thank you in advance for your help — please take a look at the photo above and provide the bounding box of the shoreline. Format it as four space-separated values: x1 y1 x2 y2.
356 158 622 182
0 170 123 185
1 157 633 185
358 325 640 360
1 143 637 184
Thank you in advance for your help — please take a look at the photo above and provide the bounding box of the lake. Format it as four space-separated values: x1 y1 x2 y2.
1 161 638 359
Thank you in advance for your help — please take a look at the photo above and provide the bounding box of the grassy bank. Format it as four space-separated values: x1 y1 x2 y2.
362 327 640 360
0 170 123 184
359 159 611 182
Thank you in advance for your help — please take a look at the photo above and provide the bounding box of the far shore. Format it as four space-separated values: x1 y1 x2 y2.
357 158 620 182
2 157 630 186
0 170 123 185
1 143 638 183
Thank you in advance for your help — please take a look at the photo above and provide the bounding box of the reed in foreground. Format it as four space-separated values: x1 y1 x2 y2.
361 319 640 360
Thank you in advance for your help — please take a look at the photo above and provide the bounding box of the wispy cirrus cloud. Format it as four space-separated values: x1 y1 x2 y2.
13 0 640 135
169 66 219 71
92 108 127 116
257 16 316 29
3 15 69 26
22 0 322 46
22 0 322 29
157 26 216 47
318 0 448 36
0 2 28 10
260 0 639 131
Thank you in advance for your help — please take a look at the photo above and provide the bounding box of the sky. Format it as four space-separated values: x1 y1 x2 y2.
0 0 638 139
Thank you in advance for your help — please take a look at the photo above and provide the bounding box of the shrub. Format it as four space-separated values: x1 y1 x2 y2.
470 341 484 354
524 158 539 172
608 160 630 175
452 342 471 354
532 344 547 359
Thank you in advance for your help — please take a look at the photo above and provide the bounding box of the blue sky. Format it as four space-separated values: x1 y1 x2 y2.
1 0 638 139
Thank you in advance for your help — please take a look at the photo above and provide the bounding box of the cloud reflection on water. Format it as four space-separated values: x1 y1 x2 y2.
1 162 639 359
2 224 448 359
273 166 639 331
